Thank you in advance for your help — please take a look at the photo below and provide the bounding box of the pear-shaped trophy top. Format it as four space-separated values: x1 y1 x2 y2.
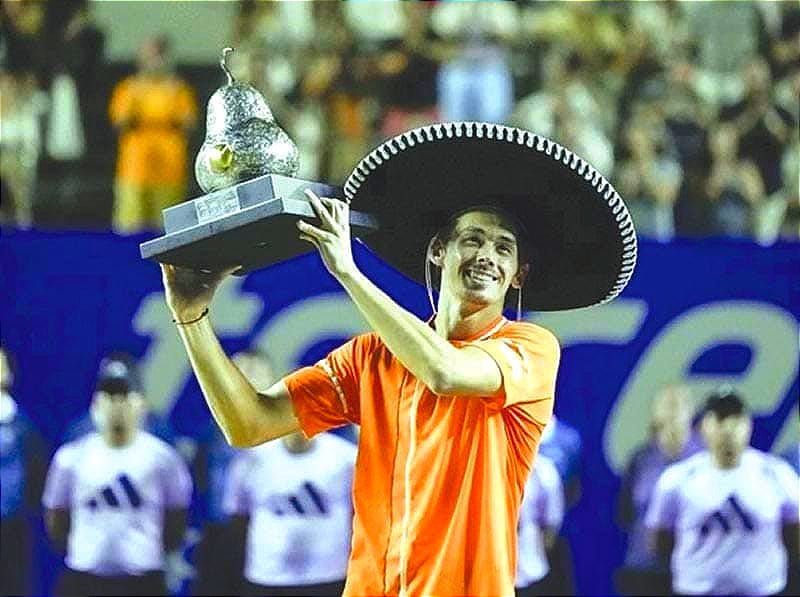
205 48 274 136
195 48 300 193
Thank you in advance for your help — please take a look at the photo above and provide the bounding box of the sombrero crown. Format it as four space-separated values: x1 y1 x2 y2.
344 122 636 312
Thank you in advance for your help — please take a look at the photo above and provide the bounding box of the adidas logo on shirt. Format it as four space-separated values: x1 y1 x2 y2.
264 481 329 517
699 495 756 537
85 474 143 510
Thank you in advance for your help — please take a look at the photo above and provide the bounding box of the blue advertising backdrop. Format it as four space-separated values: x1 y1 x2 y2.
2 229 798 596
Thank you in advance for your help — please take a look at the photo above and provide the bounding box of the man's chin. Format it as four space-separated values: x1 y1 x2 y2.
461 289 500 308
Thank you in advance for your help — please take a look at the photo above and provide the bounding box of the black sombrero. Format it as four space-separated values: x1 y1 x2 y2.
343 122 637 312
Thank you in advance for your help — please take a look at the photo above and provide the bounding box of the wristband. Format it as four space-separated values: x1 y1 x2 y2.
173 308 209 326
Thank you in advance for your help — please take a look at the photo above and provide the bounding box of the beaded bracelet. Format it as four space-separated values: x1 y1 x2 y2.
173 308 209 326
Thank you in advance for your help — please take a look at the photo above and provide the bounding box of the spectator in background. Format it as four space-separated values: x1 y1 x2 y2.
0 347 48 596
515 454 564 597
108 34 197 233
614 110 682 242
373 2 442 138
705 122 764 237
61 353 174 445
720 58 794 199
524 1 625 76
40 0 105 214
301 2 375 183
227 0 311 129
42 353 192 597
654 66 714 239
781 435 800 597
0 67 47 227
679 1 773 107
192 348 274 597
615 385 700 596
537 415 581 596
645 389 799 597
433 0 518 124
781 434 800 597
0 0 48 82
223 430 356 597
512 48 614 177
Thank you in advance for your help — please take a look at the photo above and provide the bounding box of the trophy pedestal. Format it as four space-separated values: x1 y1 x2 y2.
139 174 378 273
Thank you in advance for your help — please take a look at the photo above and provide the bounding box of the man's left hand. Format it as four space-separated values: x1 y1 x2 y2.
298 189 356 280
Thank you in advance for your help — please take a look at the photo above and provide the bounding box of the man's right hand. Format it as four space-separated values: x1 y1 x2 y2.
160 264 239 323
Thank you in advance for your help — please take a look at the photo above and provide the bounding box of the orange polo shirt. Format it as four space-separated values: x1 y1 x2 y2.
109 75 197 187
284 316 560 597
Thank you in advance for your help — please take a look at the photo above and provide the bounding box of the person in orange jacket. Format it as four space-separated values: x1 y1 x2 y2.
109 34 197 233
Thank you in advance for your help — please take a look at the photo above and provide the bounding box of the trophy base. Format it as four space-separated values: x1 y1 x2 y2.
139 174 378 273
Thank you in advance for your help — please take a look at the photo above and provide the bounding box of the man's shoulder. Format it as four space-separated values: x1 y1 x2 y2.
494 320 560 349
137 432 182 461
52 435 91 469
746 448 798 478
659 451 708 490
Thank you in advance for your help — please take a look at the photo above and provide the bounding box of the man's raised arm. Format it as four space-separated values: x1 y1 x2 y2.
162 264 299 447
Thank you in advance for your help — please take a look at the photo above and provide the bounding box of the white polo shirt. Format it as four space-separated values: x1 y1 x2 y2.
42 431 192 575
645 448 799 596
516 455 564 587
223 432 356 586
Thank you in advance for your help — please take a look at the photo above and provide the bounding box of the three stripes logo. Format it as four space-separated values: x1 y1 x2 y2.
692 495 756 552
85 474 143 511
265 481 330 517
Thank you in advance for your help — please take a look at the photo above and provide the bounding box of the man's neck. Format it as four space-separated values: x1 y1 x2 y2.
711 450 743 470
103 428 137 448
434 298 503 340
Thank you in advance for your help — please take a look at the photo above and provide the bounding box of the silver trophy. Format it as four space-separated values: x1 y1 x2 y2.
140 48 377 274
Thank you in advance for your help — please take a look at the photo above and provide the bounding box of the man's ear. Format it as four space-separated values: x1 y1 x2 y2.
511 263 530 289
428 237 445 268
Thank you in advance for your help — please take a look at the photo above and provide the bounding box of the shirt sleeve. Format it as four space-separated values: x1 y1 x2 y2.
176 82 198 125
537 458 565 531
283 334 372 438
222 454 251 516
468 322 560 419
42 445 76 509
644 467 681 531
161 447 193 508
773 459 800 523
108 78 133 126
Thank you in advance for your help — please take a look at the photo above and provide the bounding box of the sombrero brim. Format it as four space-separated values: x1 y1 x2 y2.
343 122 637 311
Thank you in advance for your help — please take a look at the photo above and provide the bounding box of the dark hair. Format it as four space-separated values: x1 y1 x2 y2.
703 388 748 420
95 352 140 395
434 205 532 266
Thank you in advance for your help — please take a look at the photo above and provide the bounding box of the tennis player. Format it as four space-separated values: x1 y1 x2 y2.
161 123 636 595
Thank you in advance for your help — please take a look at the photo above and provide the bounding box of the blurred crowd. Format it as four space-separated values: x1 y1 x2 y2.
1 0 798 241
2 344 798 597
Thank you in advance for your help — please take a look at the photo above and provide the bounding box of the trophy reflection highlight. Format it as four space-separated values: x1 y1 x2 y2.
140 48 377 274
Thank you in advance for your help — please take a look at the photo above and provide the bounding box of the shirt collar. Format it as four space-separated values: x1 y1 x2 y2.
427 313 508 342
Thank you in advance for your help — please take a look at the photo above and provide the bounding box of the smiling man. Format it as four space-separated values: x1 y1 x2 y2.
161 122 636 596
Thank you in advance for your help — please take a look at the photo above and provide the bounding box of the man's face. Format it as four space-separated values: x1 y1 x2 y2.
651 388 693 458
0 350 11 392
701 413 752 463
436 211 525 309
92 391 144 435
138 39 167 74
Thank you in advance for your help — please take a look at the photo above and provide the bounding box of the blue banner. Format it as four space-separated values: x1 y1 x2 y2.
2 229 798 595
